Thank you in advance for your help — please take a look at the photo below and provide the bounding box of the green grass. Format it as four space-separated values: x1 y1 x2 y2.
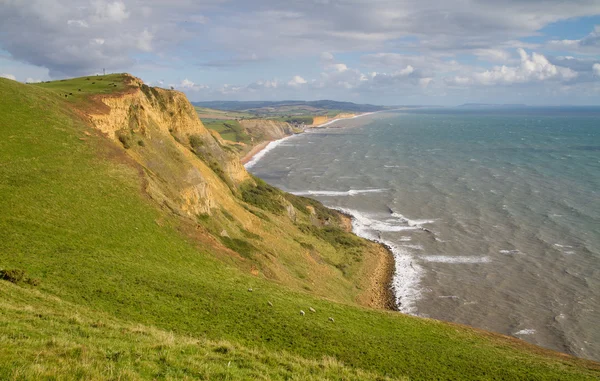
194 106 255 120
201 119 251 143
272 115 315 125
34 73 128 104
1 77 599 380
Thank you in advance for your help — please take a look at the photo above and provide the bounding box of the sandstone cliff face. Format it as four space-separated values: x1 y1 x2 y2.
239 119 294 141
88 76 250 217
311 116 328 126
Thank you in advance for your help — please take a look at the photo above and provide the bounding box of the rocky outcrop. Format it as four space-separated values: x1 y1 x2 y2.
88 75 250 217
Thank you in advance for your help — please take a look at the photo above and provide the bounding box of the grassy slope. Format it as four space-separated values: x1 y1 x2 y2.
1 77 599 380
201 119 251 143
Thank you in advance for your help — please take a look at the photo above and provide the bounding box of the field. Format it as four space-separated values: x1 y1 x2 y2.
1 76 599 380
201 118 252 143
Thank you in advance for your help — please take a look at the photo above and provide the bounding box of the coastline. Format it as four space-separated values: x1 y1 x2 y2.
242 112 398 312
312 111 380 128
241 141 270 165
336 211 396 310
242 111 380 168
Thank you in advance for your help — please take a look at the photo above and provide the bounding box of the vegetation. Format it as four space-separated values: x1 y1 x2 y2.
240 176 286 214
201 119 251 143
1 77 599 380
34 73 128 104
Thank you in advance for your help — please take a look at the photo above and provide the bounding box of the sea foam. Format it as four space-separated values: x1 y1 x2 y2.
244 135 297 169
420 256 491 264
331 206 431 314
291 189 387 197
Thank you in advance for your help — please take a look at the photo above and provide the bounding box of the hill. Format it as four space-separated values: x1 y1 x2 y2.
1 75 599 380
193 100 385 115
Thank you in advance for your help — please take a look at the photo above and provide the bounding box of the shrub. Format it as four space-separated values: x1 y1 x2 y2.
240 177 285 215
188 134 204 148
298 224 364 249
0 268 25 283
137 139 145 147
221 209 235 221
117 131 132 149
220 237 257 259
241 228 261 240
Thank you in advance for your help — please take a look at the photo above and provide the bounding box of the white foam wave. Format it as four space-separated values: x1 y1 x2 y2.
499 249 521 255
331 206 424 314
291 189 387 197
514 329 536 335
390 212 437 227
244 135 297 169
421 256 491 264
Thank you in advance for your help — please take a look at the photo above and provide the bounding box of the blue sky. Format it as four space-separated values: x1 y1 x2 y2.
1 1 600 105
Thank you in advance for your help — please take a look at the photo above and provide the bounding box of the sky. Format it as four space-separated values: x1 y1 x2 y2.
1 0 600 106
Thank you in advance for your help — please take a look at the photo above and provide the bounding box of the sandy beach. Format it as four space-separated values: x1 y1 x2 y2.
241 141 270 165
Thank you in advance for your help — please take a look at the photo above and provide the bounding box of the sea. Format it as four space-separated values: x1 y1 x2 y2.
245 108 600 361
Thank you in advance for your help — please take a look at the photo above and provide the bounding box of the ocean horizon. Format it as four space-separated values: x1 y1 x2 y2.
247 107 600 361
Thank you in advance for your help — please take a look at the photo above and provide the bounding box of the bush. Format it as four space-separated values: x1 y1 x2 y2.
0 268 40 286
241 228 261 240
220 237 257 259
0 268 25 283
188 134 204 148
117 131 132 149
137 139 145 147
298 225 364 249
240 177 285 215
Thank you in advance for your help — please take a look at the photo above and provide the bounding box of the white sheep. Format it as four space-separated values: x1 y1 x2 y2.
309 307 316 313
300 310 305 316
328 317 335 322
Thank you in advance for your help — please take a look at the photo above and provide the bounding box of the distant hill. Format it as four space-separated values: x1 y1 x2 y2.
193 100 386 113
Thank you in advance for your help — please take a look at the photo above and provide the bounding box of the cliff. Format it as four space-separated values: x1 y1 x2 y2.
88 77 249 217
81 74 392 308
239 119 295 141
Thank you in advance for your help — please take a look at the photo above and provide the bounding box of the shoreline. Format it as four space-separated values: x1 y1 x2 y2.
241 141 270 165
242 111 380 168
337 211 397 311
312 111 381 128
243 112 398 311
242 134 298 169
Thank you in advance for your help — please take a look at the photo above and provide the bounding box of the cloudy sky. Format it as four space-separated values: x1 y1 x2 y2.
1 0 600 105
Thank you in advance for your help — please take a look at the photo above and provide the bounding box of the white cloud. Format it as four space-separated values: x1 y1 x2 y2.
328 63 348 72
474 49 511 63
137 29 153 52
173 78 209 91
288 75 307 86
25 77 42 83
93 0 130 23
548 25 600 53
67 19 89 28
594 63 600 76
1 73 16 80
471 49 577 85
320 52 334 62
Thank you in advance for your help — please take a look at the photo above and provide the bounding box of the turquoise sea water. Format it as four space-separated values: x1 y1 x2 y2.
247 108 600 360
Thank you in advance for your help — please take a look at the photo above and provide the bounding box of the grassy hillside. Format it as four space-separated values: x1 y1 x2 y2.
1 76 599 380
201 118 251 143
